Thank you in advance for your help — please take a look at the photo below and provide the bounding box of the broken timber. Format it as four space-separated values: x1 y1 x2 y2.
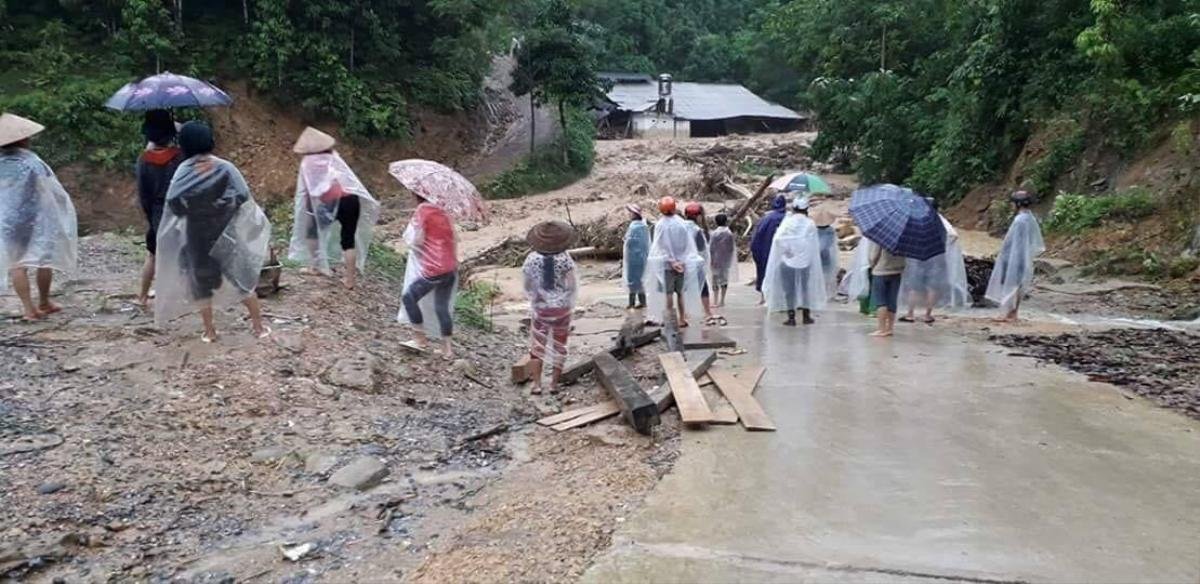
594 353 660 435
659 352 715 425
709 367 775 431
680 327 737 350
540 351 717 431
662 312 684 353
561 315 661 385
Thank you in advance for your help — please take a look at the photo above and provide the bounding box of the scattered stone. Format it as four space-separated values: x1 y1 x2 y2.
250 446 292 463
280 542 315 562
451 359 477 378
329 456 389 490
304 452 339 475
326 353 377 391
312 383 339 398
36 482 66 495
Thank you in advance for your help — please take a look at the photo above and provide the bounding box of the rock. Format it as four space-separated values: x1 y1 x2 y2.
329 456 389 490
304 452 339 475
36 481 66 495
250 446 292 463
326 353 377 391
1034 257 1074 275
273 332 305 353
312 383 338 398
451 359 477 377
280 542 315 562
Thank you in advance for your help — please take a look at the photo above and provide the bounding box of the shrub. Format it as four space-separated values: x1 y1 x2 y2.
1044 189 1156 234
455 281 500 331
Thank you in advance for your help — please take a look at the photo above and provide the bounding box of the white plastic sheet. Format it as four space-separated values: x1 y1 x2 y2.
396 204 458 338
522 251 577 367
986 210 1045 312
154 156 270 327
288 152 380 274
642 214 705 324
762 213 826 312
840 239 874 300
0 149 77 291
899 215 970 312
709 226 739 288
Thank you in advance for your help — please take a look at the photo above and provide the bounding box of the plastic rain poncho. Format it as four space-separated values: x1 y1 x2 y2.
0 148 77 291
840 239 874 300
154 156 271 327
642 214 705 324
763 213 826 313
817 226 838 299
709 226 738 288
522 251 578 367
899 215 969 312
288 152 381 274
687 220 711 291
751 195 788 291
396 203 458 338
986 210 1045 312
622 219 650 294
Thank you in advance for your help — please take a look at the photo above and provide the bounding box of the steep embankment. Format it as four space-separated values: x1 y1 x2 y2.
949 117 1200 278
59 77 524 233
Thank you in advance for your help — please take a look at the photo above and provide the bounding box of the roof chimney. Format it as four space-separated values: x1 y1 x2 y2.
658 74 673 98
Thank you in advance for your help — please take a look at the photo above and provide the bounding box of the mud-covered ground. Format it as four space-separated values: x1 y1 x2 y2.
993 329 1200 421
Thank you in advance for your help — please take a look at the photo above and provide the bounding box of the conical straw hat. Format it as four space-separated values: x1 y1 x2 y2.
811 207 838 228
293 126 336 154
0 113 45 147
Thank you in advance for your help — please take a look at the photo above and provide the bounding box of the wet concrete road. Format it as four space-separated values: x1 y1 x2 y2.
583 296 1200 583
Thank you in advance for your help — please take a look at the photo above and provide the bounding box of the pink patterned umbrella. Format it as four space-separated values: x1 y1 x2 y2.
388 159 488 223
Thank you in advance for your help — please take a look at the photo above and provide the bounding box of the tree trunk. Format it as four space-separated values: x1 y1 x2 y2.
349 27 355 71
176 0 184 33
242 0 249 24
558 99 568 167
529 96 536 154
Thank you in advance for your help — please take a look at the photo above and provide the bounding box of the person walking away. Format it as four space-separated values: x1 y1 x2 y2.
522 221 578 394
622 204 649 309
154 121 270 341
812 207 839 300
762 196 825 326
899 198 969 323
288 127 381 290
683 202 718 325
135 110 183 307
986 191 1044 322
868 237 906 337
642 197 703 327
750 194 788 305
709 212 738 308
398 189 459 357
0 113 77 321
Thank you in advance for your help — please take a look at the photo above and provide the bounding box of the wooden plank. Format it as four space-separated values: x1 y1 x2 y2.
680 327 737 350
658 353 714 425
511 354 533 385
703 385 740 425
649 350 717 412
536 402 613 427
594 353 660 435
709 368 776 431
551 401 621 431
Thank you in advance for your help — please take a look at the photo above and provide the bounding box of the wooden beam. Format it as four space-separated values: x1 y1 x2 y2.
709 368 775 431
511 354 533 385
662 312 683 353
659 353 714 425
594 353 660 435
649 350 717 412
729 174 776 228
561 326 661 386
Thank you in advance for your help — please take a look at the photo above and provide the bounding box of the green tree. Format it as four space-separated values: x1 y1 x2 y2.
511 0 606 164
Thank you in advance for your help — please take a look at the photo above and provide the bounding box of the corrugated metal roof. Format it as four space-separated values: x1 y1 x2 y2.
607 82 803 121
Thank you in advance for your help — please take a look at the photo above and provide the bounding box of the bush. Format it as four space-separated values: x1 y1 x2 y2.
1044 189 1156 234
482 106 594 199
455 281 500 331
0 77 142 169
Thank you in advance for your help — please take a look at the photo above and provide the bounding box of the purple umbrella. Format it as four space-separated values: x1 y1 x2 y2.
105 72 233 111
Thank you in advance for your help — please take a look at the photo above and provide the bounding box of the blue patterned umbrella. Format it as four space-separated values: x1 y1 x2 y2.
849 184 946 260
105 72 233 111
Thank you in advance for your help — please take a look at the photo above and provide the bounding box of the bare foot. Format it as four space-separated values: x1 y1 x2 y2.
869 330 891 337
37 302 62 315
201 332 218 343
530 385 543 396
679 320 690 328
342 274 356 290
255 325 272 339
21 310 43 322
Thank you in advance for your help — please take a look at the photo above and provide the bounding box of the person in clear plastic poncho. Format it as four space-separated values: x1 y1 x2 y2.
397 191 459 358
288 127 381 290
683 202 719 325
708 212 738 308
811 207 839 301
986 191 1045 322
522 220 578 394
898 199 969 323
762 196 826 326
622 204 649 310
154 122 270 342
840 238 875 314
0 113 77 321
642 197 705 327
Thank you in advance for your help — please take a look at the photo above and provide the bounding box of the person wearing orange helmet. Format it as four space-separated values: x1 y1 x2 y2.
642 196 703 327
683 202 720 325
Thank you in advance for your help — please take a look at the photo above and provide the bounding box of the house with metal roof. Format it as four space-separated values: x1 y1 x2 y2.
598 73 807 139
